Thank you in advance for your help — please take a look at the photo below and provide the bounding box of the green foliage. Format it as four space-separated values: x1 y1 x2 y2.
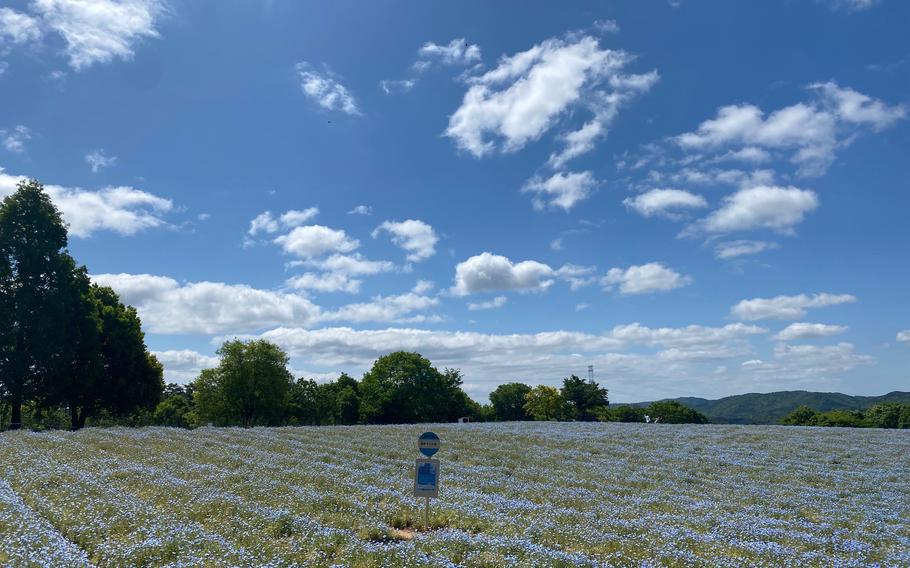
358 352 473 424
864 402 903 429
0 179 72 429
192 339 293 427
812 409 866 428
488 382 532 421
599 404 647 423
560 375 608 421
523 385 569 421
153 384 196 428
645 400 709 424
781 405 818 426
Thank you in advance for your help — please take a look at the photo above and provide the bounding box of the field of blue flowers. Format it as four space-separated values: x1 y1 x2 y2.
1 422 908 567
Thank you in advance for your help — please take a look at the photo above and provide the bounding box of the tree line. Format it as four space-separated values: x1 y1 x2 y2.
781 404 910 428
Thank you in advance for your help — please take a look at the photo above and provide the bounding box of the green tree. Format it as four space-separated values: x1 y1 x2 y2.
358 352 472 424
153 383 195 428
864 402 904 429
523 385 569 421
646 400 709 424
0 180 74 430
489 382 532 421
193 339 293 427
601 405 646 422
50 285 164 430
812 409 865 427
781 405 818 426
560 375 609 421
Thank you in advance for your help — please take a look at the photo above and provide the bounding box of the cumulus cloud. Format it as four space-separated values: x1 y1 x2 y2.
32 0 167 70
467 296 507 311
445 36 653 157
452 252 556 296
372 219 438 261
285 253 395 294
274 225 359 258
92 273 322 334
0 8 42 45
152 349 219 383
742 342 872 382
731 293 857 321
1 126 32 153
85 149 117 172
714 240 779 259
295 62 360 115
593 19 620 34
416 38 481 68
623 188 707 219
897 330 910 346
675 83 904 176
322 291 440 324
821 0 878 12
248 208 319 236
347 205 373 215
687 185 819 236
0 169 173 237
601 262 692 295
773 322 848 341
523 171 598 211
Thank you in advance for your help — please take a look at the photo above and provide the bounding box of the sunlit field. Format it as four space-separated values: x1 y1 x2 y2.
1 423 908 567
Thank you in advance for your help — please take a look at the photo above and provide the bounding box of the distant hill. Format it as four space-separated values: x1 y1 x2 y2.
628 391 910 425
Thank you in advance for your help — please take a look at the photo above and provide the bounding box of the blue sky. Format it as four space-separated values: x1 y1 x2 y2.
1 0 908 402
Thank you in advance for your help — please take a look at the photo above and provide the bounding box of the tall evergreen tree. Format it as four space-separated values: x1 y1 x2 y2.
0 180 72 430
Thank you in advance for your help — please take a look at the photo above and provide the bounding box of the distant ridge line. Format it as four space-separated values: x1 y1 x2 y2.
625 390 910 425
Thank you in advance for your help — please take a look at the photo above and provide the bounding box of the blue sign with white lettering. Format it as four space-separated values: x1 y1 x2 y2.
418 431 440 457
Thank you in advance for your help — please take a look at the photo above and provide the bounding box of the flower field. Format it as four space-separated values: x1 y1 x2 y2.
1 423 908 567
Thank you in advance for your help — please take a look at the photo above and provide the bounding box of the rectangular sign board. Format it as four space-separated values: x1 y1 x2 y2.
414 458 440 498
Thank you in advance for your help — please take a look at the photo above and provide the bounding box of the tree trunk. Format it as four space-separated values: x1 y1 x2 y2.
70 404 80 431
77 409 88 430
9 397 22 430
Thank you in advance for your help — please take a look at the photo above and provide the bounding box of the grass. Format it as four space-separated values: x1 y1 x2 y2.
1 422 908 566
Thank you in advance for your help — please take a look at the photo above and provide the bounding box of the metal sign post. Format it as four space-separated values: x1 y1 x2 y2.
414 431 440 530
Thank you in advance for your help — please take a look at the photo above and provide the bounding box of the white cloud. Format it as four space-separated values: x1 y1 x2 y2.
547 119 604 169
731 292 857 321
0 168 174 237
152 349 219 383
713 147 772 163
249 208 320 236
555 263 597 290
295 62 360 115
322 291 439 324
92 273 322 334
294 253 394 276
593 19 620 33
285 253 395 295
523 170 598 211
416 38 481 67
675 84 903 176
468 296 507 311
274 225 359 258
0 62 8 76
897 330 910 346
821 0 878 12
347 205 373 215
601 262 692 295
773 322 848 341
452 252 555 296
0 8 42 45
1 126 32 153
372 219 438 261
286 272 361 294
689 185 819 236
623 188 707 219
32 0 167 71
379 79 416 95
445 36 642 156
85 149 117 172
714 240 779 259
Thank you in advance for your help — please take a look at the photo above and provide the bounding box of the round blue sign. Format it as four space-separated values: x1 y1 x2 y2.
418 431 440 457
